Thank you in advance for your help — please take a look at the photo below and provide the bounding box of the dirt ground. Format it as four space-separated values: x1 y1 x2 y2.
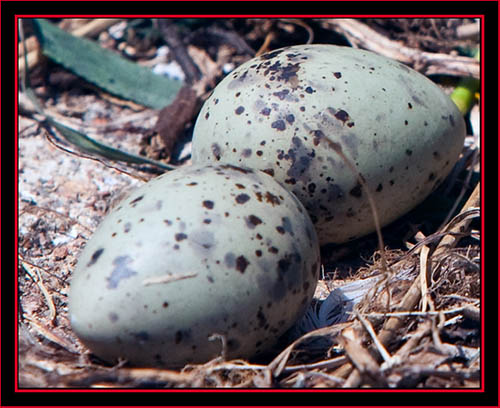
17 18 480 388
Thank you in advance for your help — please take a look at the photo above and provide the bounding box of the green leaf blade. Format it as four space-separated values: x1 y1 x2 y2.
33 18 183 109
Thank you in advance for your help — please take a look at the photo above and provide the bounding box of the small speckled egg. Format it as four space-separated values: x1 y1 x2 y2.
69 164 320 367
191 44 466 244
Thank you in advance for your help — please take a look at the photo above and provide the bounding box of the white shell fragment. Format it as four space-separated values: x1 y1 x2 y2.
69 164 320 367
191 44 466 244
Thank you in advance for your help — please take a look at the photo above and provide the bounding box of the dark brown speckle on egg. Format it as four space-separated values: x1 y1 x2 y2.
242 149 252 158
265 191 280 206
220 164 252 174
236 255 250 273
211 143 222 161
245 214 263 228
175 233 188 242
235 193 250 204
129 195 144 206
273 89 290 100
334 109 350 123
261 107 271 116
202 200 215 209
87 248 104 267
271 120 286 131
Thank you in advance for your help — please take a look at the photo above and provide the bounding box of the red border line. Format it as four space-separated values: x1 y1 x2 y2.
14 14 486 395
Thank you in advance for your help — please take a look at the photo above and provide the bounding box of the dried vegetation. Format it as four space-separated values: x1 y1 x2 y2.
18 18 480 388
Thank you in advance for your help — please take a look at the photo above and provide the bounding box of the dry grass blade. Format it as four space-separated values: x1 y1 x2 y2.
394 319 432 359
20 260 57 323
255 32 275 56
267 323 349 377
355 310 398 369
419 245 431 312
141 273 197 286
320 135 390 274
340 326 387 387
433 183 480 258
280 18 314 44
281 355 347 374
360 302 479 319
22 315 79 354
342 177 480 387
59 366 197 388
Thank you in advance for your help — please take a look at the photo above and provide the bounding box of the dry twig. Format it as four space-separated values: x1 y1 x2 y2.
320 19 479 78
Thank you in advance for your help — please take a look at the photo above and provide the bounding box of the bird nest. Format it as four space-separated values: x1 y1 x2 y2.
17 17 481 390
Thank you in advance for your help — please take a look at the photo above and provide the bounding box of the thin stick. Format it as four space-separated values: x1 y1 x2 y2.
282 355 347 373
419 245 431 312
255 32 275 56
433 183 480 258
20 261 57 323
142 273 197 286
280 18 314 44
355 310 394 367
358 303 480 318
321 19 479 78
23 314 78 353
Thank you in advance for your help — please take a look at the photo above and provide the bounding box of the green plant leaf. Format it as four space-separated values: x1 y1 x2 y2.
33 18 183 109
45 114 176 171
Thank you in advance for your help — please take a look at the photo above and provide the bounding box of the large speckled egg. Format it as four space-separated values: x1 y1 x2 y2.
69 164 320 367
191 44 466 244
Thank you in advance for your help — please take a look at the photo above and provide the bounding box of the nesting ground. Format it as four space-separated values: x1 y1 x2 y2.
18 18 481 388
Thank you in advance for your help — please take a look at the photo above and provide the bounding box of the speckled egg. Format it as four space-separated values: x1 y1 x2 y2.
191 44 466 244
69 164 320 367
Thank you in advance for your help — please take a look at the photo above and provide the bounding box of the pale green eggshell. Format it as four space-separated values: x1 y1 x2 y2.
69 164 320 367
191 44 466 244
